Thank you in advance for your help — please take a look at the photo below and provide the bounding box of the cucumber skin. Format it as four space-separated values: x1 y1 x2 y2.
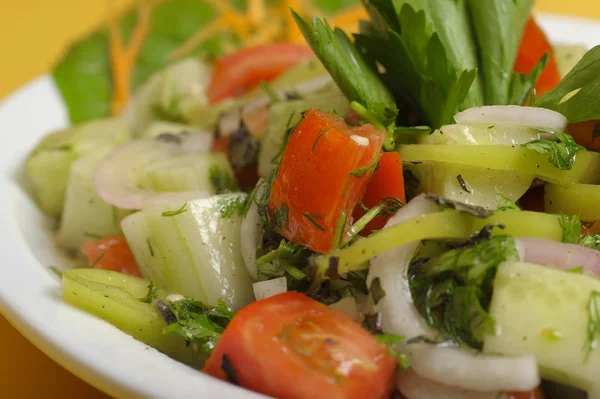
26 118 130 217
62 269 205 368
57 147 131 251
484 261 600 396
121 194 254 311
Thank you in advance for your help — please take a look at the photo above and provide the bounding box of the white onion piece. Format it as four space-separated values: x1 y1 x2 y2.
94 132 212 209
329 296 362 322
410 345 539 392
368 194 540 392
241 199 261 280
516 237 600 276
396 370 500 399
252 277 287 300
454 105 568 131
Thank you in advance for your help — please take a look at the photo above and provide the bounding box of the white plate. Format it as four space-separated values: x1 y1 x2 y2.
0 14 598 399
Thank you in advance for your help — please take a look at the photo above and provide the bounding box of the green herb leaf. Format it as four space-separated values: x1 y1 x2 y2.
139 278 159 303
522 131 585 170
302 212 327 232
89 253 105 268
273 204 289 230
375 333 410 370
584 290 600 361
209 166 239 195
537 46 600 123
559 213 583 244
292 12 397 129
48 266 63 278
161 202 188 217
508 53 549 106
496 195 521 212
567 266 584 274
217 195 246 218
162 297 233 357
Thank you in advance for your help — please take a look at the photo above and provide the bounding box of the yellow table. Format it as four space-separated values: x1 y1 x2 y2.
0 0 597 397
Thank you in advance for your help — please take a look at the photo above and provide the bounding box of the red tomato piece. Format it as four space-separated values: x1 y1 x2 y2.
81 235 141 277
566 120 600 151
203 292 396 399
514 17 561 97
352 151 405 236
268 109 385 253
506 388 545 399
207 43 314 103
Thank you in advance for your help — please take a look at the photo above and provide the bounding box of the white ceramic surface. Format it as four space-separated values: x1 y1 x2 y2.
0 14 598 399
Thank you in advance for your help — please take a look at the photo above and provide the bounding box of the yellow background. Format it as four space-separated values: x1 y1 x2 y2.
0 0 597 397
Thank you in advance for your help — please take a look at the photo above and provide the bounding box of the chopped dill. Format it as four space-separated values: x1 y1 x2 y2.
161 202 188 217
302 212 326 231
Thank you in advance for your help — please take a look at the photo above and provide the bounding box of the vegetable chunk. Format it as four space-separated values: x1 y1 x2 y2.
268 109 385 253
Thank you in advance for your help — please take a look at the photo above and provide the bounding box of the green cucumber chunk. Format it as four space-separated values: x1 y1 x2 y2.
545 183 600 221
57 147 131 251
121 194 254 311
421 123 552 145
62 268 204 368
484 261 600 397
26 118 130 217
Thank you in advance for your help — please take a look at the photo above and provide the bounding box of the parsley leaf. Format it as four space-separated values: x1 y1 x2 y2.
139 278 159 304
375 333 410 370
496 195 521 212
522 131 585 170
537 46 600 123
559 213 583 244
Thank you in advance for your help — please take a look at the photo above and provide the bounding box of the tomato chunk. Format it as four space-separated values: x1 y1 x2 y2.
514 17 561 97
203 292 395 399
352 151 405 236
207 43 314 103
506 388 545 399
268 109 385 253
566 120 600 151
81 235 141 277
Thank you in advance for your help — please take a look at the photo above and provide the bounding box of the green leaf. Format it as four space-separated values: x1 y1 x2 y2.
53 0 227 124
559 213 583 244
292 12 397 127
139 278 159 303
161 202 188 217
209 166 239 195
375 333 410 370
466 0 535 105
537 46 600 123
522 131 585 170
508 53 549 106
584 290 600 361
496 195 521 212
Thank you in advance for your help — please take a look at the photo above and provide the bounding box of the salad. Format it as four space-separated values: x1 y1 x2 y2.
23 0 600 398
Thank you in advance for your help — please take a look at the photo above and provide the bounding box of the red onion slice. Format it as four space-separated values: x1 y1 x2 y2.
455 105 568 131
367 194 540 392
94 132 213 209
516 237 600 276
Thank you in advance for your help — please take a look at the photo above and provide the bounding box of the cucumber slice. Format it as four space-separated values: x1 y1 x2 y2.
26 118 130 217
57 147 131 251
545 183 600 221
63 269 204 368
421 123 552 146
484 261 600 397
137 152 237 194
258 94 350 178
121 194 254 311
409 162 534 209
399 145 600 185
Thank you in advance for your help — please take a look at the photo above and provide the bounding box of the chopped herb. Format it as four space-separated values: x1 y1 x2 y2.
375 333 410 370
154 299 177 325
273 204 289 230
161 202 188 217
48 266 62 277
369 277 386 305
139 278 159 304
568 266 584 274
162 297 233 358
496 195 521 212
302 212 326 231
350 158 379 178
559 213 583 244
89 253 105 268
221 355 240 385
147 238 155 257
456 174 471 193
522 131 585 170
584 290 600 361
83 232 103 239
426 195 493 218
209 166 239 194
311 128 329 152
217 195 246 218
